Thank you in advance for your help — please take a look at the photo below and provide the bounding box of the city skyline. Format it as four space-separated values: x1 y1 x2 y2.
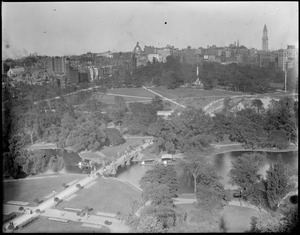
2 2 298 59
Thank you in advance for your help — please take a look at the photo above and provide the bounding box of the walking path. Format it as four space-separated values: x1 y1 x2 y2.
105 92 152 100
142 86 186 108
228 199 267 213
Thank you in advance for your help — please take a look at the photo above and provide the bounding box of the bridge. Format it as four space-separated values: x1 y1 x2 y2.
102 139 154 175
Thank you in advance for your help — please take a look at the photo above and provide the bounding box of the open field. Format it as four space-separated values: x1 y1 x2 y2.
149 86 244 109
150 86 244 99
100 94 153 104
13 216 108 233
211 143 298 155
223 205 263 232
177 203 262 232
3 174 86 206
94 87 156 104
55 177 141 214
107 87 157 98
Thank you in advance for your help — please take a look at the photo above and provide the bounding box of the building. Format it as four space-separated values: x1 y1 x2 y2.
157 48 171 63
262 24 268 51
147 53 161 63
132 42 148 67
277 45 298 71
7 67 25 78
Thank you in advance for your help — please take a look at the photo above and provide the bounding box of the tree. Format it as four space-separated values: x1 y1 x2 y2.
106 96 128 126
247 180 268 211
265 97 297 146
47 156 65 172
229 153 264 198
265 155 288 210
251 98 264 114
249 211 290 233
136 215 165 233
33 198 40 206
103 128 125 146
180 148 219 199
221 97 234 116
142 182 174 206
148 118 178 154
123 103 157 135
151 95 164 111
140 164 178 199
66 120 107 152
139 204 179 230
23 109 40 145
228 114 267 149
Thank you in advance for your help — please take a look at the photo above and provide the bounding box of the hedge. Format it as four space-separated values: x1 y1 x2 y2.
19 216 39 229
3 213 16 223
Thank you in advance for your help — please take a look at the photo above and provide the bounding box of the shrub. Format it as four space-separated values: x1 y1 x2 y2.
116 211 122 220
8 223 14 230
35 209 41 213
54 197 60 202
19 206 24 211
76 211 81 216
96 172 101 177
99 225 111 233
104 220 112 225
3 213 16 223
33 198 40 205
19 216 39 229
76 184 82 189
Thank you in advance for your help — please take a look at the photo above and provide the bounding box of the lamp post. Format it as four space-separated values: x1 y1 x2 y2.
285 61 288 93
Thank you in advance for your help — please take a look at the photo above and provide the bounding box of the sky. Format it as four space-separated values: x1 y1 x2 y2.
2 1 299 59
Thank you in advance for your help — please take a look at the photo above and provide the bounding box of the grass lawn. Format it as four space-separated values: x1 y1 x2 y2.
100 94 153 104
223 205 263 232
151 86 243 99
3 174 86 206
95 87 156 104
100 138 145 159
55 177 141 214
177 203 263 232
106 87 156 98
150 86 244 109
13 216 109 233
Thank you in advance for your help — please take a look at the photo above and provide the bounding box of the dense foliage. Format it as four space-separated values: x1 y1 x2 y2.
114 55 284 92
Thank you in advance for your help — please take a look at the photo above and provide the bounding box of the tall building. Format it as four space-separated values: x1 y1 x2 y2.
262 24 268 51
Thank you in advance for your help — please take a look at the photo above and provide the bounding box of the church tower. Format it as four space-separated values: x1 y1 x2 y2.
262 24 268 51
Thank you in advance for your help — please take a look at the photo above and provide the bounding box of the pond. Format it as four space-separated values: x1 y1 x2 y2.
116 150 298 192
44 149 91 174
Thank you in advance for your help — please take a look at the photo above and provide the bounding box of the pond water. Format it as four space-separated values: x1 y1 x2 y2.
44 149 91 174
116 150 298 192
45 148 298 192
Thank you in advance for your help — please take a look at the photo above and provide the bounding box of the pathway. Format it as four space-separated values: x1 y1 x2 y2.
142 86 186 108
228 199 267 213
